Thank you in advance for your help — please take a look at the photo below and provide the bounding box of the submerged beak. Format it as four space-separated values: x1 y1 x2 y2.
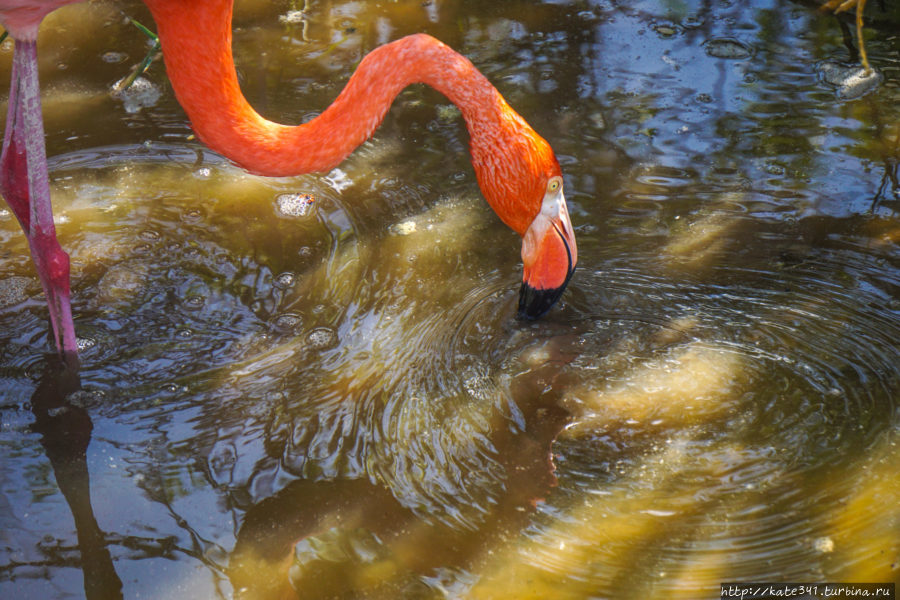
518 177 577 319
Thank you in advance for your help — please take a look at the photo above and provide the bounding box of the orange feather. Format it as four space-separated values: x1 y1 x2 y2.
143 0 560 236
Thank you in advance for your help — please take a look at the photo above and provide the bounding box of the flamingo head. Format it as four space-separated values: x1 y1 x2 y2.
517 174 577 319
471 112 578 320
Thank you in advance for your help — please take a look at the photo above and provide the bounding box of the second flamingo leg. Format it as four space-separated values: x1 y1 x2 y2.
1 38 78 363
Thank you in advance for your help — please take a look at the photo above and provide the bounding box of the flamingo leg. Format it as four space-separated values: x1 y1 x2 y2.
1 38 78 364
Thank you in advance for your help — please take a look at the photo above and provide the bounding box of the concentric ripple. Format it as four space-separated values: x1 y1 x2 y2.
1 2 898 598
205 196 562 531
464 229 900 596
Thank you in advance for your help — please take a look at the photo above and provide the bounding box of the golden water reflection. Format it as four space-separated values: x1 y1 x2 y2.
0 0 898 598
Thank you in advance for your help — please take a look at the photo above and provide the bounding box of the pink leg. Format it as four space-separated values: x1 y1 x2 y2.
1 38 78 364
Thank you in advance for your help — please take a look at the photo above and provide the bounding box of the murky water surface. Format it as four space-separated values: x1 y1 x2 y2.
1 1 898 598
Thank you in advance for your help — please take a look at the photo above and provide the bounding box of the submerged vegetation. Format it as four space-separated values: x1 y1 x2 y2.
0 0 898 598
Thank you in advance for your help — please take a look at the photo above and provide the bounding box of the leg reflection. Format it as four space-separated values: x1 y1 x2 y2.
30 356 123 600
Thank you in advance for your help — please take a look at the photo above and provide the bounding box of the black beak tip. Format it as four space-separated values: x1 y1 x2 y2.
518 222 576 320
517 281 568 320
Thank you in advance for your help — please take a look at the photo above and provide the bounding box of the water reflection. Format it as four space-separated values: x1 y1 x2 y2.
1 0 899 598
229 365 567 600
28 357 122 600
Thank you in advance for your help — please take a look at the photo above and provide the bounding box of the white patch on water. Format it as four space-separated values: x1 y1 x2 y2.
276 193 316 218
111 76 161 114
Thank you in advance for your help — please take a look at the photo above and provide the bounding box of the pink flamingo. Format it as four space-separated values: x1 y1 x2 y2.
2 0 577 364
1 1 81 360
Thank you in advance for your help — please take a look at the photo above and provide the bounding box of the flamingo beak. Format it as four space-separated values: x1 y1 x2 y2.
518 176 577 319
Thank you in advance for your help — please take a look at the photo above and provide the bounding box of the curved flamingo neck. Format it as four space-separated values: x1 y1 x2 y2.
144 0 559 234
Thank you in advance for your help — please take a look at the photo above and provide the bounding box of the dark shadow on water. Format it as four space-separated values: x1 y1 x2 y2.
229 371 571 600
30 356 123 600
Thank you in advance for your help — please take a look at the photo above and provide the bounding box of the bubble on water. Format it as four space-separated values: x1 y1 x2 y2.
274 272 296 289
274 313 302 332
176 329 193 339
101 51 127 64
276 193 316 218
818 61 857 86
306 327 338 350
111 76 161 114
193 167 212 179
703 38 753 60
279 10 305 24
76 337 96 352
837 68 881 100
0 208 10 219
654 24 677 37
817 61 882 100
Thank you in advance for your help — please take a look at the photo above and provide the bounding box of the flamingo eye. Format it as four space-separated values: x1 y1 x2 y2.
547 178 561 193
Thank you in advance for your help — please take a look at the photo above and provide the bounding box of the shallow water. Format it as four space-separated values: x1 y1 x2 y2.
1 0 898 598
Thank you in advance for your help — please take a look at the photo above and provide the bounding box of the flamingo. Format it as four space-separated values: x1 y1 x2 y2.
0 0 81 361
1 0 577 364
